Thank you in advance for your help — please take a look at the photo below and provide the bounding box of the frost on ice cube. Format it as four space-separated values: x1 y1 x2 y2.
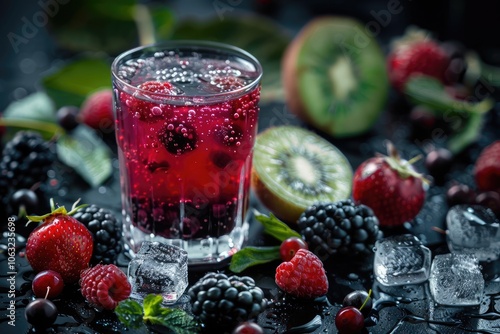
374 234 431 286
429 253 484 306
127 241 188 304
446 205 500 262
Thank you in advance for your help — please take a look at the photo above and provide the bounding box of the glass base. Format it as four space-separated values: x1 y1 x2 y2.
123 214 249 267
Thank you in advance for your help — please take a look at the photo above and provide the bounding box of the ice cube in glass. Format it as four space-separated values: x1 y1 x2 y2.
446 205 500 262
374 234 431 286
429 253 484 306
127 241 188 304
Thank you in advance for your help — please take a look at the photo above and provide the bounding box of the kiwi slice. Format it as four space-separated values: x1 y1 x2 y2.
282 16 388 137
251 126 352 223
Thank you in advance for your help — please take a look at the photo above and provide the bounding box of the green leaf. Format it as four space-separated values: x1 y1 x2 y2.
254 210 301 242
404 76 494 115
447 113 484 154
0 92 62 140
143 294 164 318
143 294 199 334
56 125 112 187
229 246 281 273
3 92 56 122
169 15 291 103
115 299 145 329
42 57 112 108
48 0 139 54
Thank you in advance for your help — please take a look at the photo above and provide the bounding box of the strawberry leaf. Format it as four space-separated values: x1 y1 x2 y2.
56 125 112 187
229 246 281 273
447 112 484 154
254 210 301 242
404 76 494 115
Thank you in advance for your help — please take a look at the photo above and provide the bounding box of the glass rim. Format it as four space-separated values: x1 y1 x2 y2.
111 40 263 101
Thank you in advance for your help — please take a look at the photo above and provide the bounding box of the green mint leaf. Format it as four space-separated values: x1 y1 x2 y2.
143 294 200 334
56 125 112 187
148 308 200 334
115 299 145 329
254 210 301 242
404 75 494 115
229 246 281 273
143 294 163 318
42 57 112 108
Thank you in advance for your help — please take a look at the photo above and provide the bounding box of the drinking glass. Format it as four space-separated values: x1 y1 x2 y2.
111 40 262 265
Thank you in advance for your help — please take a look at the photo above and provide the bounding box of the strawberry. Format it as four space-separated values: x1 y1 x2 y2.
80 89 114 131
474 140 500 192
387 29 450 91
26 199 94 283
275 249 328 298
352 142 428 227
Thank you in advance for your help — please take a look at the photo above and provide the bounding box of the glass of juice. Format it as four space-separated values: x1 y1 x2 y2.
111 41 262 265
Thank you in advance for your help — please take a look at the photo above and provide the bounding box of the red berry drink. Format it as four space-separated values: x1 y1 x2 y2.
112 41 262 265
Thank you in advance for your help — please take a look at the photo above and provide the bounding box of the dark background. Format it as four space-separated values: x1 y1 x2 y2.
1 0 500 111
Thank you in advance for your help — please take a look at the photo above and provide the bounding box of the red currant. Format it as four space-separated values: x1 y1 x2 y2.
32 270 64 299
335 306 364 334
232 321 264 334
279 237 308 262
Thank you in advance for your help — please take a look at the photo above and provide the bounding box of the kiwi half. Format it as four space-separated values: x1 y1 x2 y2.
251 126 353 223
282 16 388 137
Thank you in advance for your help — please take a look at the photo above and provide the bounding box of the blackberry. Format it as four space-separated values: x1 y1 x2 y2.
297 200 383 260
188 272 267 329
0 131 55 219
73 205 123 265
160 121 197 155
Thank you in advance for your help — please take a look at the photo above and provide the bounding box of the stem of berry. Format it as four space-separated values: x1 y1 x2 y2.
359 289 372 312
45 286 51 300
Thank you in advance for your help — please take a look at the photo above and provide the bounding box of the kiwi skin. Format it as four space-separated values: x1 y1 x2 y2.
282 16 387 138
251 167 305 224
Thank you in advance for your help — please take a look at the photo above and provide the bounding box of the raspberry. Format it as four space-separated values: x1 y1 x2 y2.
211 76 245 92
79 264 131 310
80 89 114 131
73 204 123 265
275 249 328 299
120 81 175 123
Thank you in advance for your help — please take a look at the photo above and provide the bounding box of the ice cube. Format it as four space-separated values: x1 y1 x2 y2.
374 234 431 286
429 253 484 306
446 205 500 262
127 241 188 304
